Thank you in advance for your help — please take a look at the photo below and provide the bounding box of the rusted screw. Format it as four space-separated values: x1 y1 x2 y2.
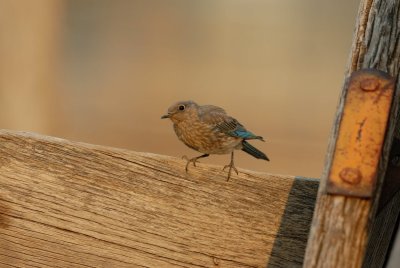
339 167 362 185
360 78 379 91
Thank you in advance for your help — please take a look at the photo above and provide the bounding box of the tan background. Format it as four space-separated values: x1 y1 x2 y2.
0 0 360 178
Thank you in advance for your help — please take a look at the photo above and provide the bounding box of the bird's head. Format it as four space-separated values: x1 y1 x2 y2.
161 101 198 123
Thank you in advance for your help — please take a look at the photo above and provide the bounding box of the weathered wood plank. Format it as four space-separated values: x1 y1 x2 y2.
0 130 318 267
304 0 400 267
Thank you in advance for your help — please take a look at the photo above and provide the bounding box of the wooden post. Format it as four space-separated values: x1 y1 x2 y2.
304 0 400 267
0 0 63 133
0 130 318 267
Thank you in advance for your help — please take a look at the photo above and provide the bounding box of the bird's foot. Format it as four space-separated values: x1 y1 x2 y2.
223 161 239 181
182 155 200 172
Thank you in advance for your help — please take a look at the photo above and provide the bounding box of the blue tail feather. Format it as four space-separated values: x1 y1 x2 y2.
241 141 269 161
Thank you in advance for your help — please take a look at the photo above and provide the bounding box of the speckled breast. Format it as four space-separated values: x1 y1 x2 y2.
173 120 241 154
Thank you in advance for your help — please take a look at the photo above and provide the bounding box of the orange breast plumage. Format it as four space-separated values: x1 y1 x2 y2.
173 119 241 154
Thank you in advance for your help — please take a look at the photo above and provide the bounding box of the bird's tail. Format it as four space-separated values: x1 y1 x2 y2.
241 141 269 161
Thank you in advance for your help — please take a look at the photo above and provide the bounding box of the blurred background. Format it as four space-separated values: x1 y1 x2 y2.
0 0 360 178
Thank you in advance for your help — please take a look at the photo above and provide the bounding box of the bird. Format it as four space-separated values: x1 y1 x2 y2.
161 100 269 181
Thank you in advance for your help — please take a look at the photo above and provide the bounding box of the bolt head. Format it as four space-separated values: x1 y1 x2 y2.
339 167 362 185
360 78 379 91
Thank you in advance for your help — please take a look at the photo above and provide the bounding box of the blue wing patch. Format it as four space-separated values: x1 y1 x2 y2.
230 129 259 139
214 119 264 141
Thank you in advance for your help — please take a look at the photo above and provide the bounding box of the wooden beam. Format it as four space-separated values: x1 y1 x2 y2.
304 0 400 267
0 130 318 267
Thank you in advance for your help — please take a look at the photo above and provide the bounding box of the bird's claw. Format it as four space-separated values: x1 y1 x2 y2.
223 163 238 181
184 157 199 173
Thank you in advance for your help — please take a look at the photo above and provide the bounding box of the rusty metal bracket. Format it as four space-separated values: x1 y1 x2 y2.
327 69 395 198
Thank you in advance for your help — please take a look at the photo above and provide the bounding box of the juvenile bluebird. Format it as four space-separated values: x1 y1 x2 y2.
161 101 269 180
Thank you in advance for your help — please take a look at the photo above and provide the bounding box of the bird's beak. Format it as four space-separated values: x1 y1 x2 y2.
161 114 170 119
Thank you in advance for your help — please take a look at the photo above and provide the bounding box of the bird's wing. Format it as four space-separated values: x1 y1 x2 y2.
198 105 227 125
198 105 263 140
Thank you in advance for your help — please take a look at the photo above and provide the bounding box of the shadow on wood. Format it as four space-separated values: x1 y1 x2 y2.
267 177 318 268
0 130 318 267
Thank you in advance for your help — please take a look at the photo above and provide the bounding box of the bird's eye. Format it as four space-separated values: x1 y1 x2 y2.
178 105 185 111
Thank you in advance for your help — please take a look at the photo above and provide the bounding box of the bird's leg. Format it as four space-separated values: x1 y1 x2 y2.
183 154 209 172
223 151 239 181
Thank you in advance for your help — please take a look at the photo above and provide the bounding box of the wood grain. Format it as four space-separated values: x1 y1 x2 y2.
0 130 318 267
304 0 400 267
